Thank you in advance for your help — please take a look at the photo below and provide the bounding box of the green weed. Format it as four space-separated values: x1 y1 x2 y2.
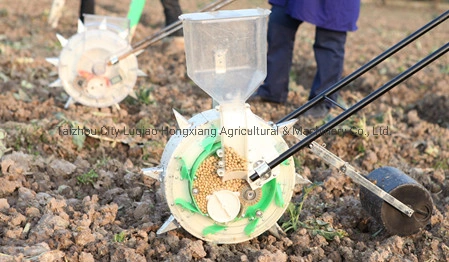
281 182 321 232
113 231 126 243
434 159 449 170
356 142 366 154
340 114 369 139
301 219 348 241
53 113 86 150
136 86 156 105
77 169 98 186
281 182 347 241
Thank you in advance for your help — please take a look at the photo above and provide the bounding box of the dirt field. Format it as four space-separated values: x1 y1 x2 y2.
0 0 448 261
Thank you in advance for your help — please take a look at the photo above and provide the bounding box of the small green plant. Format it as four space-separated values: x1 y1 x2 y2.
339 114 369 139
293 155 305 172
136 86 156 105
95 157 110 169
53 113 86 150
374 112 385 124
113 231 126 243
433 159 449 170
302 219 348 241
77 169 98 186
281 182 321 232
281 183 347 241
356 141 366 154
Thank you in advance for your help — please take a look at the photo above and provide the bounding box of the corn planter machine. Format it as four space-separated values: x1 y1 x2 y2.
141 9 448 244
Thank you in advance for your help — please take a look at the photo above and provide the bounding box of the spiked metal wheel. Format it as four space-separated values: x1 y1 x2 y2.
47 16 145 108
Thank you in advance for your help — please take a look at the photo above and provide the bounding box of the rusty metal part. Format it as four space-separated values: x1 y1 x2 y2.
239 184 262 206
360 167 433 236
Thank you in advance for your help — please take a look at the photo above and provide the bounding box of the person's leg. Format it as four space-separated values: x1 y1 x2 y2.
256 5 301 104
79 0 95 23
160 0 183 36
309 27 347 107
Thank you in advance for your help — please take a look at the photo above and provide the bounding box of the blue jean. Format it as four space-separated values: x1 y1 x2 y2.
257 5 347 105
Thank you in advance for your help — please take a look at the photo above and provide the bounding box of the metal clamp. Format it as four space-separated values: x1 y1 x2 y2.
248 160 272 190
253 160 271 180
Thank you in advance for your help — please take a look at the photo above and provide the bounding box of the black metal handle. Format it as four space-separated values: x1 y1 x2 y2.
277 10 449 124
250 41 449 181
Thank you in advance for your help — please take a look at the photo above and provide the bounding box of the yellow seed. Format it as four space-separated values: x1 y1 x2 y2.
192 147 248 213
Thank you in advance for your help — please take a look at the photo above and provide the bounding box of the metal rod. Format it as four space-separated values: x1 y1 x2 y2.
324 96 347 110
277 10 449 124
107 0 236 66
251 41 449 181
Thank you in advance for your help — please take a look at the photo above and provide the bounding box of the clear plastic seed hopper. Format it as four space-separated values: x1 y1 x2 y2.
143 9 307 244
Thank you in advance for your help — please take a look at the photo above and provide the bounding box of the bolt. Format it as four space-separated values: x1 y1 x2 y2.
255 210 263 217
244 190 256 200
216 149 224 157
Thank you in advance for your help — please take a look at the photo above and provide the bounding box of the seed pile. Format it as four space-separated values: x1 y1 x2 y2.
193 147 247 214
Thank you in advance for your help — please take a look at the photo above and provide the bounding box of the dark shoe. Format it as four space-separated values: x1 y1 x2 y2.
247 93 283 104
303 104 330 118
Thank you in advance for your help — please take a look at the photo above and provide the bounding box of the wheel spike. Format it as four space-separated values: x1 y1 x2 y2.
128 90 138 99
157 215 180 235
118 30 130 41
99 18 107 30
173 109 190 129
267 223 286 239
275 118 298 135
45 57 59 67
49 79 63 87
295 173 311 185
56 34 68 47
64 97 74 109
142 167 164 180
77 19 85 33
137 69 147 77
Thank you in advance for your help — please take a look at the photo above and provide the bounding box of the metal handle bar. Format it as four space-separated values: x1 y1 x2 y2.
277 10 449 124
107 0 236 65
251 40 449 181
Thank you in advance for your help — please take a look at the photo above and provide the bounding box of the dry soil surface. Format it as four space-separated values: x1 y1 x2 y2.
0 0 449 261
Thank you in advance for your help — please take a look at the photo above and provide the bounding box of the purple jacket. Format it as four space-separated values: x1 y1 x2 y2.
269 0 360 32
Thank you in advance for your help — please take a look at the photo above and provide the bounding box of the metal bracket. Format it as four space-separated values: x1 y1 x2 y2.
295 134 414 217
248 160 272 190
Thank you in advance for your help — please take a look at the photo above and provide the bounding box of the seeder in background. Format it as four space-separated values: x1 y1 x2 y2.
46 0 237 109
142 9 448 243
